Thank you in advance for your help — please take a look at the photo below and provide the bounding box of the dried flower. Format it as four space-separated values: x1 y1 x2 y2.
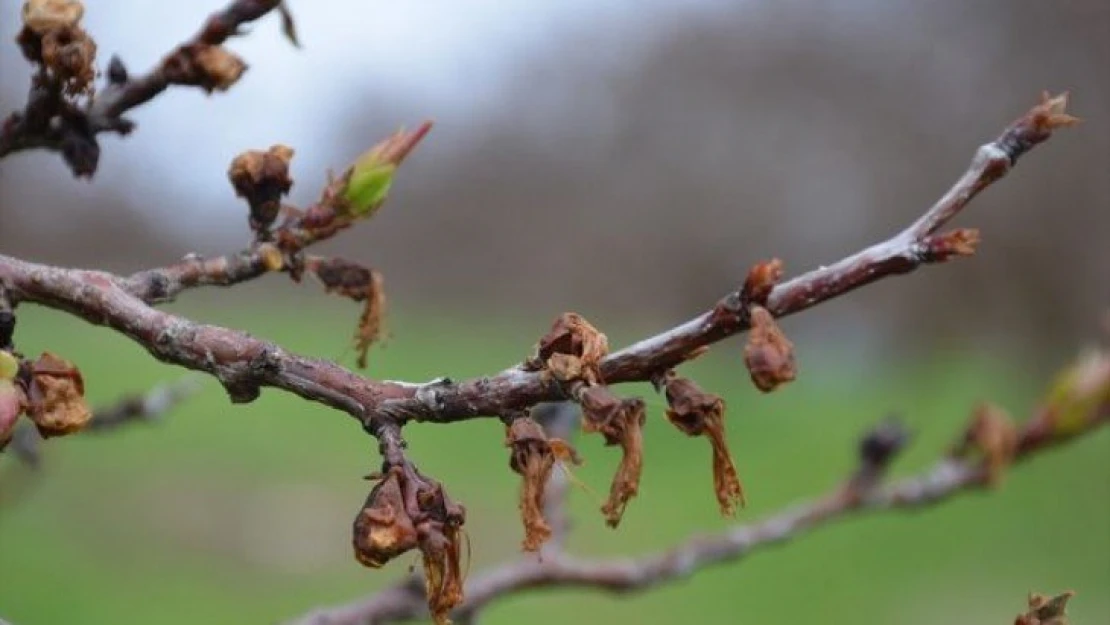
505 417 580 551
25 352 90 438
351 463 467 625
227 144 295 233
578 386 645 527
662 374 744 515
527 313 610 385
743 306 796 392
352 468 419 568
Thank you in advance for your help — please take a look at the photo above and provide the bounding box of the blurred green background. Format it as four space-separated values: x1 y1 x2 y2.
1 298 1107 625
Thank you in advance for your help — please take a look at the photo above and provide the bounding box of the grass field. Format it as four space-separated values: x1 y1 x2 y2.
1 299 1107 625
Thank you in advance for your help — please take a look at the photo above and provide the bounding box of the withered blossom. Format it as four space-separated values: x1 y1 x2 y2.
662 374 745 515
578 385 645 527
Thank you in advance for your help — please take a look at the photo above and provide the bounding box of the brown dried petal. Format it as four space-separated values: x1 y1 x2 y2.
954 403 1018 486
579 386 645 527
40 25 96 96
305 257 387 369
192 44 246 92
421 523 465 625
529 313 609 384
27 352 90 438
743 306 796 392
741 258 784 307
663 376 745 515
21 0 83 34
504 417 579 551
352 469 419 568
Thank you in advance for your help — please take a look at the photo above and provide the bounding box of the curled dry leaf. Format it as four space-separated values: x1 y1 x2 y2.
1015 591 1074 625
305 257 386 369
741 258 784 307
227 144 295 232
743 306 796 392
578 385 645 527
26 352 91 438
527 313 610 385
953 403 1018 486
662 374 745 515
505 417 581 551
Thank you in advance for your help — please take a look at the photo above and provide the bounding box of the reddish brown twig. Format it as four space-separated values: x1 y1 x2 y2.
289 391 1107 625
0 0 291 176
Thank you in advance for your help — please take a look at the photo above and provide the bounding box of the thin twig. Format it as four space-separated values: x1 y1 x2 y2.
0 0 289 174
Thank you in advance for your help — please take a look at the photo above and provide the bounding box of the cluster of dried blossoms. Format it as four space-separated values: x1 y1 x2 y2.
1 2 1099 624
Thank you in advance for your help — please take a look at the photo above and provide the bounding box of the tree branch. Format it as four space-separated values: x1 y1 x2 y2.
0 0 292 175
290 391 1108 625
0 93 1079 432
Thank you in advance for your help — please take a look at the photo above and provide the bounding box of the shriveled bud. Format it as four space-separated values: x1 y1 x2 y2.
923 228 980 262
26 352 90 438
578 386 645 527
352 469 419 568
228 145 294 233
662 374 744 515
340 122 433 218
1031 91 1081 133
741 258 784 307
526 312 610 385
743 306 796 392
21 0 83 34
